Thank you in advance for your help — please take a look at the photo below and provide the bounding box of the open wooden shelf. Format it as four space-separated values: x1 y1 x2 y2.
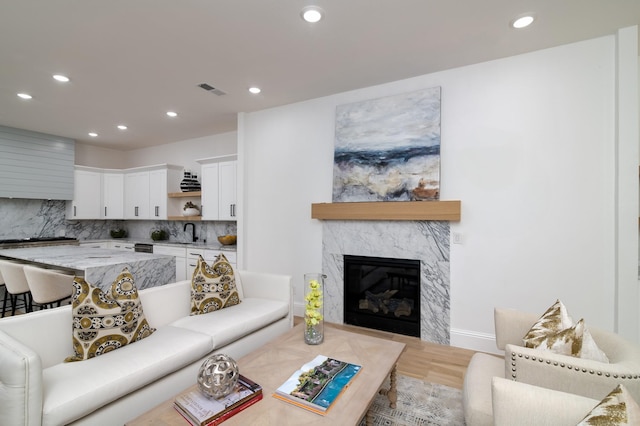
167 216 202 221
311 201 461 221
168 191 202 198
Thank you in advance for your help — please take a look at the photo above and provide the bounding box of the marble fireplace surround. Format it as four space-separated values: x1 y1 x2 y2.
315 201 460 345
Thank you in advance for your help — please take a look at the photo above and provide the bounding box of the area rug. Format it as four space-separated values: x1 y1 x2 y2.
360 374 465 426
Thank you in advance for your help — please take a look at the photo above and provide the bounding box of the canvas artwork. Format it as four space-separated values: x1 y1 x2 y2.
332 87 441 202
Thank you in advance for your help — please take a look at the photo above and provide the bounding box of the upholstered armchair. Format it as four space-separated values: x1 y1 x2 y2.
463 307 640 426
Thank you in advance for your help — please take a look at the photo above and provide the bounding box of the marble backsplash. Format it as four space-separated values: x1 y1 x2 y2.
0 199 236 244
322 220 450 345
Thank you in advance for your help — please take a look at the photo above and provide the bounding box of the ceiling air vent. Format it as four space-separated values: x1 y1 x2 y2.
198 83 226 96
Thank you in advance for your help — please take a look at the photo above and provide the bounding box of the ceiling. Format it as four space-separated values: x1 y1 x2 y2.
1 1 639 151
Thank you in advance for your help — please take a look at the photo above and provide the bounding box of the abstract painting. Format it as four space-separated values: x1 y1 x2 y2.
332 87 441 202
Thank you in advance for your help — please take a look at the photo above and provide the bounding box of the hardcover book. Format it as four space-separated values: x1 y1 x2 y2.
174 375 262 426
273 354 362 415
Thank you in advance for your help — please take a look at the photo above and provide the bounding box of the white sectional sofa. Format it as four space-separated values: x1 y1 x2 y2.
0 270 293 426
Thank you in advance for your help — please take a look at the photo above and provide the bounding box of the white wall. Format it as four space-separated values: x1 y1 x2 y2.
75 131 237 172
240 31 639 351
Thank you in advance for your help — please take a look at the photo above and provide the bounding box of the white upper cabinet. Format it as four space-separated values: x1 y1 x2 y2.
197 156 237 221
66 167 102 219
218 161 237 221
149 169 168 219
124 171 150 219
102 171 124 219
124 165 182 220
200 162 219 220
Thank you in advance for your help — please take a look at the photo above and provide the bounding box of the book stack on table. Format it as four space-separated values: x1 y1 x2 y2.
174 375 262 426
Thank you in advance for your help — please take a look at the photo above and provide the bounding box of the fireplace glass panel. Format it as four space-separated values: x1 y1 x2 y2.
343 255 420 337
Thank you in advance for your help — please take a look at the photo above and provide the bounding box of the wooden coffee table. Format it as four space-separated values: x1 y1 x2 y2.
126 323 405 426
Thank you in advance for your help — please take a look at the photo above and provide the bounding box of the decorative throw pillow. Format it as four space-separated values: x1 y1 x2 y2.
190 254 241 315
577 384 640 425
532 318 585 357
64 268 155 362
522 300 609 363
522 299 574 348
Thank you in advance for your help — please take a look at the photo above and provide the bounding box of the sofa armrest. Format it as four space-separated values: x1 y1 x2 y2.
505 343 640 401
237 270 292 303
494 308 539 350
491 377 597 425
0 330 43 426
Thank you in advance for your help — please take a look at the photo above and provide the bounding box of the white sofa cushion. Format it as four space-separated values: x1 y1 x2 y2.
41 325 212 426
170 297 289 349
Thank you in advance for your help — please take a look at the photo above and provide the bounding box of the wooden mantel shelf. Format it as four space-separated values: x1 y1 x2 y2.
311 200 461 221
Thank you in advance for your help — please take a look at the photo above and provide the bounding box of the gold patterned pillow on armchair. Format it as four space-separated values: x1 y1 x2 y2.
577 384 640 425
64 268 155 362
522 299 574 348
190 254 241 315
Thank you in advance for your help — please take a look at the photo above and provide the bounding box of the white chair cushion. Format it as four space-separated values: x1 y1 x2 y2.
41 326 212 426
170 297 289 349
462 352 504 426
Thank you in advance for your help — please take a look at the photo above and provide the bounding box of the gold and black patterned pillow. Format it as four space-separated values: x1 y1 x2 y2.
577 384 640 425
64 268 155 362
190 254 241 315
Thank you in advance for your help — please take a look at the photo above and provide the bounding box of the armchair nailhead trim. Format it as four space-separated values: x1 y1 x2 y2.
509 352 640 382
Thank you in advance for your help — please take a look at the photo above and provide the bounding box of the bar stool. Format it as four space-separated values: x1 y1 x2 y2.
23 266 74 310
0 270 8 317
0 259 33 316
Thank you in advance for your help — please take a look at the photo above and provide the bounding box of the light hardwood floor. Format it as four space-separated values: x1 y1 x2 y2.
294 317 478 390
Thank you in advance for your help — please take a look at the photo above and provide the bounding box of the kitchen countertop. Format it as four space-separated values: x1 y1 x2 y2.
0 245 176 291
83 239 237 252
0 246 173 271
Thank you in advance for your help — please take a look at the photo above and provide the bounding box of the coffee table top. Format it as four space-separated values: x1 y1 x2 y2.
127 323 405 425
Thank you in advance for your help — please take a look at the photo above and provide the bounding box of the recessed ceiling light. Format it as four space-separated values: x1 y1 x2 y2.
166 111 178 117
249 87 261 94
17 93 32 100
53 74 70 82
117 125 128 130
88 132 98 137
512 15 535 29
301 6 323 23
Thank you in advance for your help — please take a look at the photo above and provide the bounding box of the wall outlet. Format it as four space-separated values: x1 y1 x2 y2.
58 229 66 237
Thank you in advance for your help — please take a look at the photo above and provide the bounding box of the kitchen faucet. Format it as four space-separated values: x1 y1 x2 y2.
183 222 198 243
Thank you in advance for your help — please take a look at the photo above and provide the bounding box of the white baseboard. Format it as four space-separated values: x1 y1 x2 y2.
450 328 502 355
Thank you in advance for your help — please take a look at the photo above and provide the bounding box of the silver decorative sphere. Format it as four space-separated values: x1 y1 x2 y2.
197 354 239 398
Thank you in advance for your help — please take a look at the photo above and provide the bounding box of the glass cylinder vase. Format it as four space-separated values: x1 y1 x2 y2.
303 273 325 345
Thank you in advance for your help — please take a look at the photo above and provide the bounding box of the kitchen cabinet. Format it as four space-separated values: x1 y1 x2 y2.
108 241 135 251
124 165 182 220
124 171 150 219
186 248 204 279
218 161 237 220
66 167 102 219
154 245 187 281
200 163 219 220
102 171 124 219
197 156 237 221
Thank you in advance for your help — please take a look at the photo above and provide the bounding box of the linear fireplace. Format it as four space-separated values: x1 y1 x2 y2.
343 255 421 337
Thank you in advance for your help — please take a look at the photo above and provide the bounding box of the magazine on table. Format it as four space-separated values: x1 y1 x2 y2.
273 354 362 415
174 375 262 426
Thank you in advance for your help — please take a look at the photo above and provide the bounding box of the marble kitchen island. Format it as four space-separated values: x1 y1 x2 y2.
0 246 176 291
